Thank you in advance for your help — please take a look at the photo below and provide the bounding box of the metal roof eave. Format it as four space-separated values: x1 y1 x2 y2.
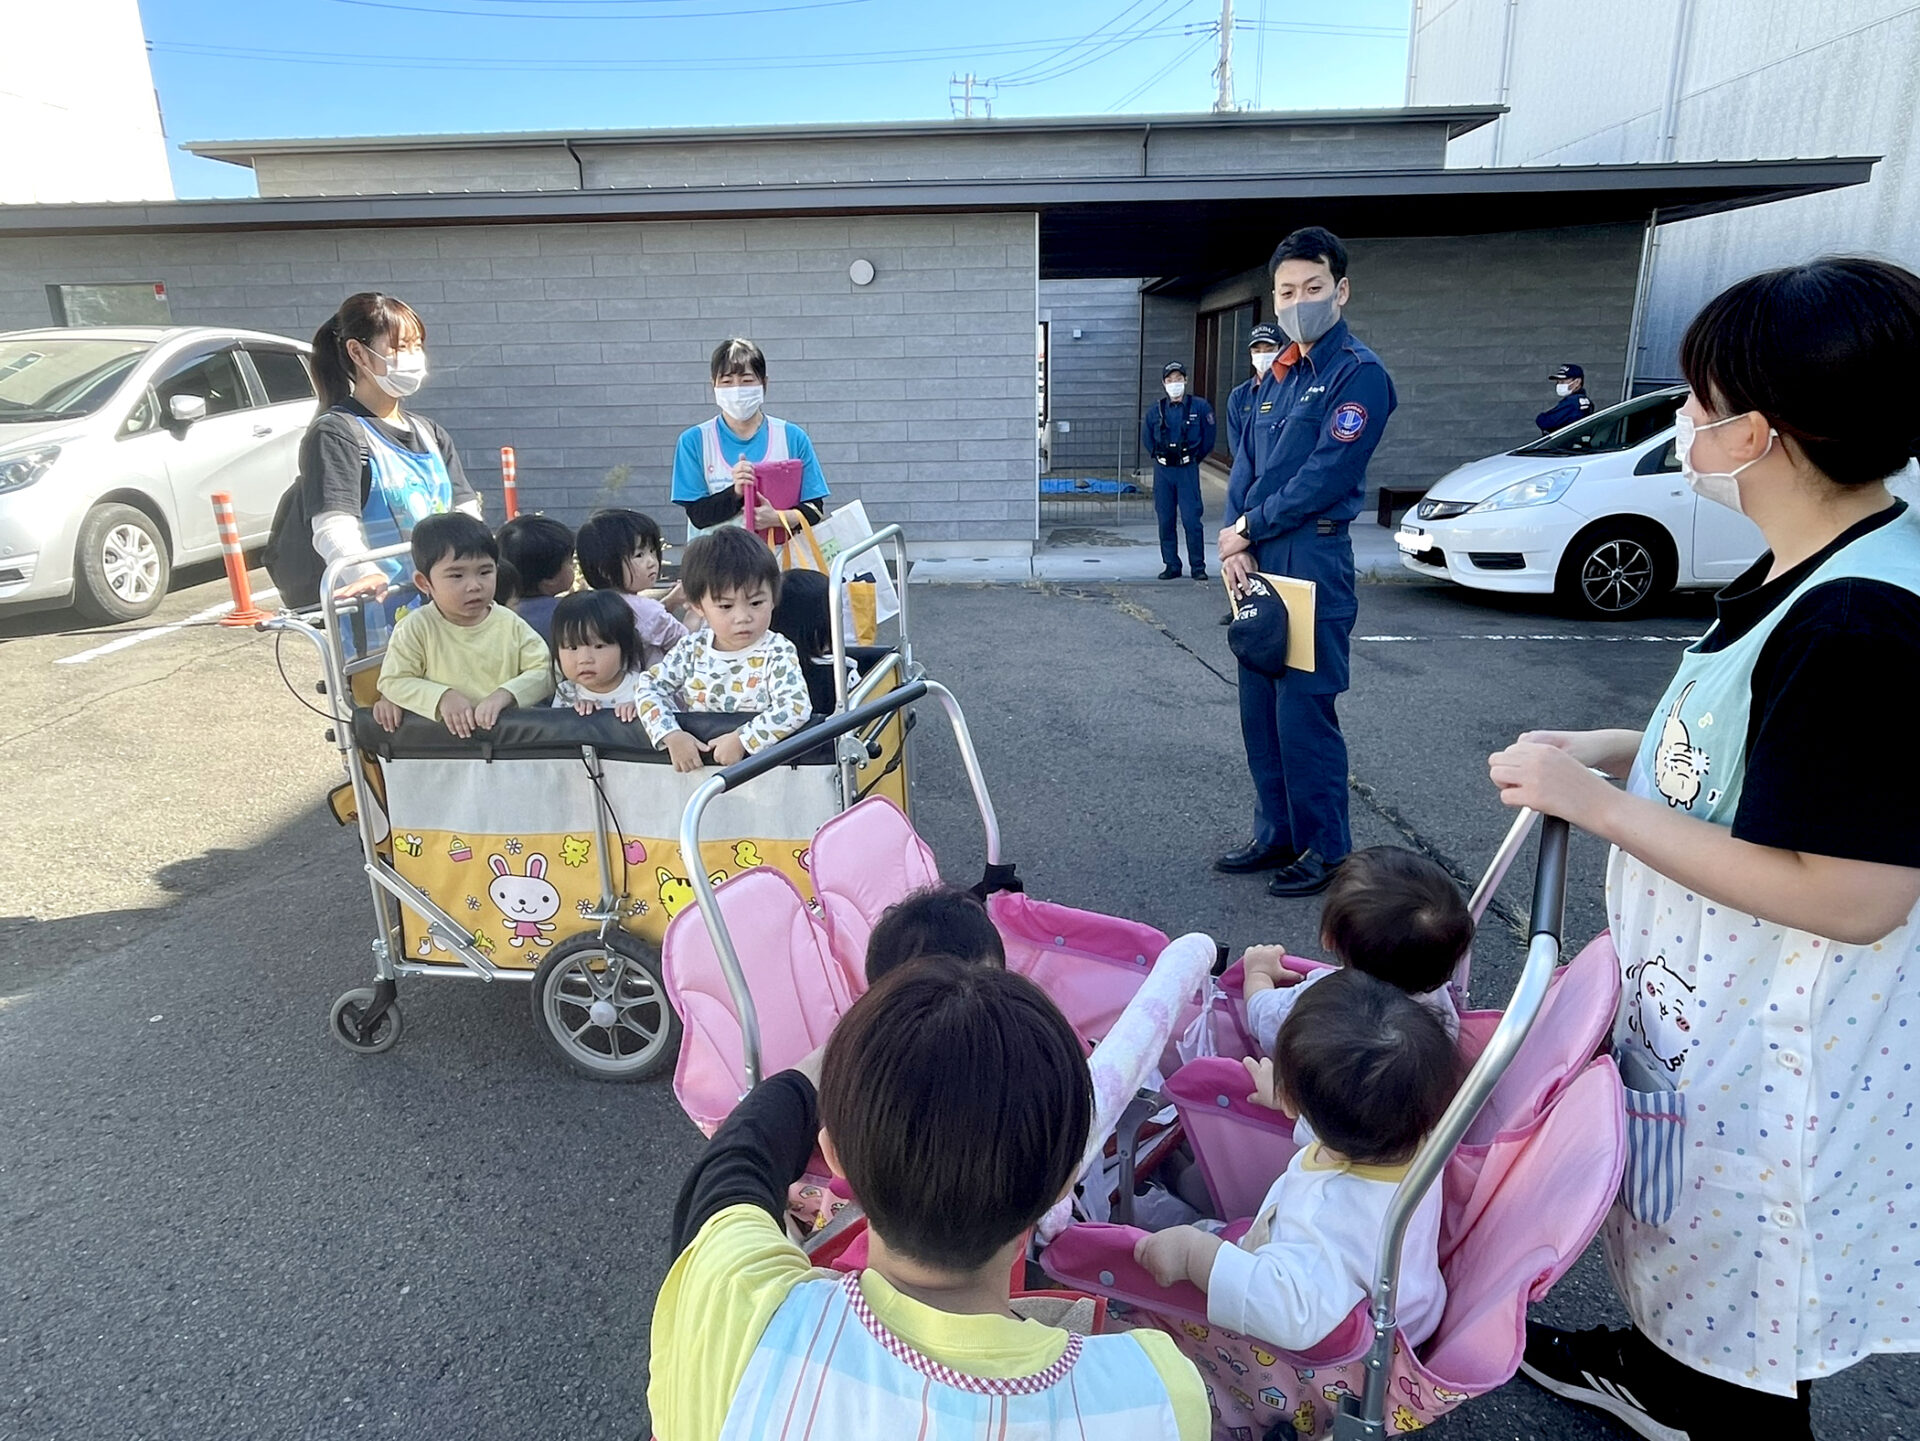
180 106 1507 165
0 158 1873 241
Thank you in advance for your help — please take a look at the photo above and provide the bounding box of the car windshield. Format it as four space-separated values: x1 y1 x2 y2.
0 337 153 423
1513 390 1685 457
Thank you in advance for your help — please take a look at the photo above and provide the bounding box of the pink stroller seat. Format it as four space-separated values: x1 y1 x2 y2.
1043 1057 1624 1437
661 866 852 1136
806 796 941 998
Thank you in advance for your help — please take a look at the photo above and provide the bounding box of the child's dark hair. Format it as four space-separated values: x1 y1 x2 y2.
865 886 1006 987
410 512 496 576
498 514 575 596
1275 968 1461 1166
1680 256 1920 487
548 590 643 688
575 509 664 592
772 568 836 712
819 957 1090 1272
1270 225 1349 282
680 525 781 607
1319 846 1472 996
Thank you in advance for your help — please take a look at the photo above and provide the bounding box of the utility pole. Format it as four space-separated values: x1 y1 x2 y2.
1213 0 1235 112
949 73 993 119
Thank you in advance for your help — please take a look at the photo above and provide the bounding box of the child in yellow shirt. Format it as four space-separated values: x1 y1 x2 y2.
373 512 551 737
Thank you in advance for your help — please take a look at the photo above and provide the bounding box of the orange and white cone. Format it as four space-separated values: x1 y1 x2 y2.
211 491 270 626
501 446 519 519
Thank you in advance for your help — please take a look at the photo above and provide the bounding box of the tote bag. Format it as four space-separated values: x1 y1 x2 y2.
777 502 901 645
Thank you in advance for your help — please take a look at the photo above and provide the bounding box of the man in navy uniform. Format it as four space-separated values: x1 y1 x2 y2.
1225 323 1283 467
1536 362 1595 433
1216 227 1395 897
1141 361 1216 580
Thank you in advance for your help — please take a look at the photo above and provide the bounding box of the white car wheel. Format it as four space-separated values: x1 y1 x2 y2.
73 503 172 623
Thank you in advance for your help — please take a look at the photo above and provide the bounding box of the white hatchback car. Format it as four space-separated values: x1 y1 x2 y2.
0 326 317 622
1394 387 1767 618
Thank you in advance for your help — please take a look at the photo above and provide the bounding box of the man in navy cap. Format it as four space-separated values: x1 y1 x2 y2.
1226 323 1283 469
1217 226 1395 897
1536 363 1595 433
1141 360 1216 580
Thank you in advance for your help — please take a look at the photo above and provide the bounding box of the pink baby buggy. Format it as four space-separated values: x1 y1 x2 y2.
660 678 1625 1440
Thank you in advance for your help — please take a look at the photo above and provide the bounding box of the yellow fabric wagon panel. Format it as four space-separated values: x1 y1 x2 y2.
378 756 842 968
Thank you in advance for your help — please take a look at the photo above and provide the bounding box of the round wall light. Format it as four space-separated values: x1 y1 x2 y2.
849 258 876 286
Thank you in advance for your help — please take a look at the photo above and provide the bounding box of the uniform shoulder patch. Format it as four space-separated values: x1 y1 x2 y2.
1330 402 1368 442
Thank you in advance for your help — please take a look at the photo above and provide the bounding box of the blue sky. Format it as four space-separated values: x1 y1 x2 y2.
140 0 1412 197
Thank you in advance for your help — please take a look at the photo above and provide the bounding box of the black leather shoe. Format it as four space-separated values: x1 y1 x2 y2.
1266 851 1339 897
1218 611 1232 625
1158 565 1182 580
1214 840 1299 874
1191 569 1209 582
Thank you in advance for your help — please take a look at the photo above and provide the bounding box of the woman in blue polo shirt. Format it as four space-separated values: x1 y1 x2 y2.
670 338 829 541
1489 256 1920 1441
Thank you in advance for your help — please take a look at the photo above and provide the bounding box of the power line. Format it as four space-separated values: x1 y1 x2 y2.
994 0 1201 89
321 0 872 17
990 0 1165 85
1107 28 1213 109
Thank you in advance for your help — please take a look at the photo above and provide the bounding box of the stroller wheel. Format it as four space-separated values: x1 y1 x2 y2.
328 986 403 1054
532 932 681 1082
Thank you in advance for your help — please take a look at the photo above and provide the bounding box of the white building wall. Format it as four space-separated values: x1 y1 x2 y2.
0 0 173 204
1408 0 1920 380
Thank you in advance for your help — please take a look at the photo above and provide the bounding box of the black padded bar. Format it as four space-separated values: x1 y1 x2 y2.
714 681 928 792
351 706 806 764
1529 816 1571 943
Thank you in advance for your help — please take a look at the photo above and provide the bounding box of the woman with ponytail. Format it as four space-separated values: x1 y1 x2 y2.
266 292 479 608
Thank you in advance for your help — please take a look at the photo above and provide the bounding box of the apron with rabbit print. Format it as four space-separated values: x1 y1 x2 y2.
1602 506 1920 1392
689 416 790 539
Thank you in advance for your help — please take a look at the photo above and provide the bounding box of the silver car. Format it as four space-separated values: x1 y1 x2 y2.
0 326 317 621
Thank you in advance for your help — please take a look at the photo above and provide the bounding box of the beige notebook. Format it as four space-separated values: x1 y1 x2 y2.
1224 571 1318 672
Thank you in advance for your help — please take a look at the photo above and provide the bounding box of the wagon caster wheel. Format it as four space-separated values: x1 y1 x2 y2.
328 984 403 1054
532 931 681 1082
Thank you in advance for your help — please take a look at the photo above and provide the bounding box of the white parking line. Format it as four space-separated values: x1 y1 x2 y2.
55 588 279 666
1358 633 1702 643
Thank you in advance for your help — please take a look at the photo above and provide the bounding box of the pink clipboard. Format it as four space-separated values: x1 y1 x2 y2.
752 459 804 511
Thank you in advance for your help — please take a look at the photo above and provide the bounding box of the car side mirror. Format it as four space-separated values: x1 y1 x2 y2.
168 394 208 425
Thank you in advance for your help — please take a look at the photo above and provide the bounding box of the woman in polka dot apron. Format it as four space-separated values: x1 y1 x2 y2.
1488 258 1920 1441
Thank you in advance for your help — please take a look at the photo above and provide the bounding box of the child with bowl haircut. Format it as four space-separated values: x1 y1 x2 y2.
863 884 1006 988
632 526 810 772
650 957 1209 1440
1135 967 1462 1352
372 512 550 737
495 513 576 646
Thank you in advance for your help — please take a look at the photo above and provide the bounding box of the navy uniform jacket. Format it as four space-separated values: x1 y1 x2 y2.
1141 396 1217 468
1225 318 1396 691
1536 390 1595 432
1225 373 1261 462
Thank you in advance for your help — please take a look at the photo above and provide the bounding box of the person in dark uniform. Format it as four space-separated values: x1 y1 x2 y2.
1536 363 1595 433
1216 227 1396 897
1225 323 1283 466
1142 361 1217 580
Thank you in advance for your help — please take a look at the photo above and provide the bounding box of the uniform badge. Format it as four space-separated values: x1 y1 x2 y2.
1330 402 1368 442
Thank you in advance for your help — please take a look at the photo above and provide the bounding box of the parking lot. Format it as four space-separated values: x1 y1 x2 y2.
3 565 1914 1440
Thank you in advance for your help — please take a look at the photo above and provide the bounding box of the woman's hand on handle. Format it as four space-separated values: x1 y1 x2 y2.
1488 740 1616 828
730 457 756 495
1516 727 1642 779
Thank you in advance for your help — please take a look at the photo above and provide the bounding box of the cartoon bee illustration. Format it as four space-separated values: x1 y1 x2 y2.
398 834 424 857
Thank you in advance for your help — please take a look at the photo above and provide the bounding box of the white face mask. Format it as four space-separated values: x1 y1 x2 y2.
1674 410 1774 515
1555 382 1574 397
715 384 764 422
364 346 427 398
1164 381 1186 400
1250 347 1280 374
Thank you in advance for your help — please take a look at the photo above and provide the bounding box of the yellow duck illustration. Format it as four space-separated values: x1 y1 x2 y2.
734 840 763 869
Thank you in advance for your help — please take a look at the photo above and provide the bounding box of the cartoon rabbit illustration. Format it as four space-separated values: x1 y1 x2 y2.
489 853 560 948
1654 679 1710 809
1627 954 1696 1071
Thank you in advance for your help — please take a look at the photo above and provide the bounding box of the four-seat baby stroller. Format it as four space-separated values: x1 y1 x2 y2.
662 676 1628 1440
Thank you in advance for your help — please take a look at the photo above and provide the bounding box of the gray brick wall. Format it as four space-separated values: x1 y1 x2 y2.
0 213 1039 550
225 120 1457 198
1039 278 1139 473
1194 225 1644 495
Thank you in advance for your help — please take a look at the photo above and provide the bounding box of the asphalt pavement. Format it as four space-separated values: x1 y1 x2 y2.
2 565 1912 1440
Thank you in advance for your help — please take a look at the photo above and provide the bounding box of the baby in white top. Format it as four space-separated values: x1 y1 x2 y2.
1135 966 1463 1351
1243 844 1473 1058
548 588 660 722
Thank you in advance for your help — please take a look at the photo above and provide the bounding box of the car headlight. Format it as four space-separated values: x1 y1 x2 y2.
1417 498 1476 520
1471 467 1580 512
0 444 61 495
